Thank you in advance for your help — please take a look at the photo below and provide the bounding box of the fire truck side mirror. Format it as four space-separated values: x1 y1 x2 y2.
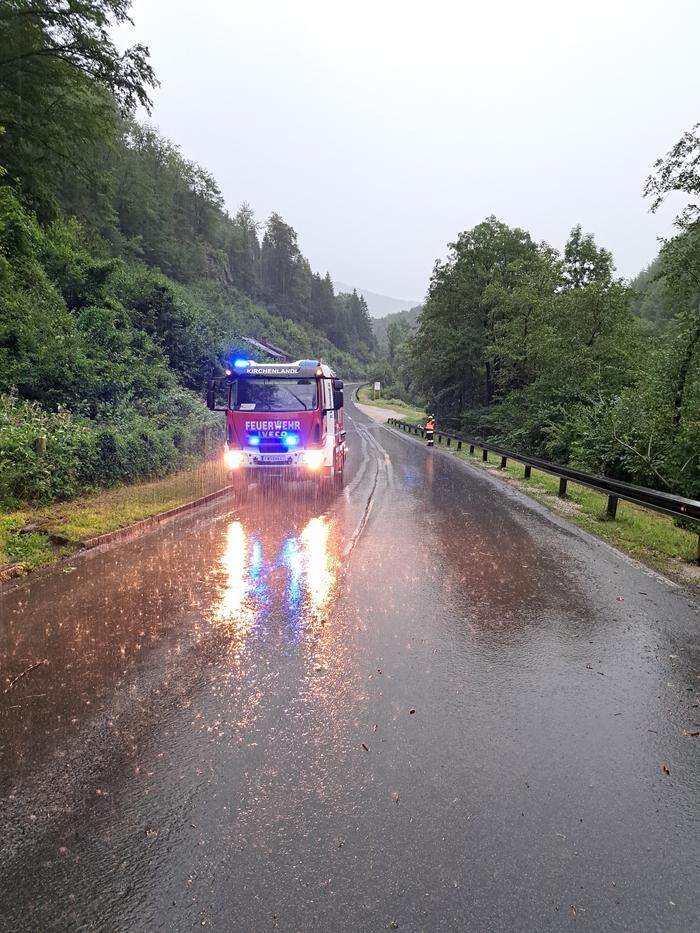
332 379 344 411
207 377 229 412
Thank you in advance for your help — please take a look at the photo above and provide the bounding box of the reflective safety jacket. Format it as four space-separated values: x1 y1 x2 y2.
425 419 435 431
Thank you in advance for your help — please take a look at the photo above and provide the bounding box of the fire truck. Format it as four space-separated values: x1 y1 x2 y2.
207 359 346 485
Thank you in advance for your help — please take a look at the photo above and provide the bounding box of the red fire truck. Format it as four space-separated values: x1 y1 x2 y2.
207 359 346 485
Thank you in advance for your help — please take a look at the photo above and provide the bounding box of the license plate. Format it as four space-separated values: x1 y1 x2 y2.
258 454 288 463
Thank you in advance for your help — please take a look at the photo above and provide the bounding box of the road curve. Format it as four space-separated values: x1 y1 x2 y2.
0 394 698 932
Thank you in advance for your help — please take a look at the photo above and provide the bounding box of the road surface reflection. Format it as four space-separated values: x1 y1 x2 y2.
0 487 346 793
212 512 338 657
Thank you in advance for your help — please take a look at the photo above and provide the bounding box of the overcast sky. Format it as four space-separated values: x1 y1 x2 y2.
120 0 699 301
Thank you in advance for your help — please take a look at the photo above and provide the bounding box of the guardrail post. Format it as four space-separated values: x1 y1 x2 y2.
558 477 568 498
524 465 531 480
446 436 451 447
482 448 488 462
606 495 618 520
499 456 507 470
469 444 475 455
421 428 425 438
457 440 462 451
438 434 443 444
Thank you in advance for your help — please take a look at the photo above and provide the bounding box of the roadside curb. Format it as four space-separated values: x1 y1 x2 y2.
0 483 233 588
81 484 233 551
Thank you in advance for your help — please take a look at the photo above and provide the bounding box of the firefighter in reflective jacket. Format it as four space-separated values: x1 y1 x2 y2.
425 416 435 446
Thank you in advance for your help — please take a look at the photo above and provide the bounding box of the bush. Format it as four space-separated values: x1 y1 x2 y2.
0 387 222 509
0 395 91 506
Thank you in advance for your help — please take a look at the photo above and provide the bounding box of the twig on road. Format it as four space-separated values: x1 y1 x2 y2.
3 659 48 695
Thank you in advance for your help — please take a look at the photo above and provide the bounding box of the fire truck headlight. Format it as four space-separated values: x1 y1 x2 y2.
224 449 245 470
302 449 325 470
283 432 299 447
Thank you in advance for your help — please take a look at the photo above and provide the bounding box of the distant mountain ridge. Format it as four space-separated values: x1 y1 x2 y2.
333 281 420 319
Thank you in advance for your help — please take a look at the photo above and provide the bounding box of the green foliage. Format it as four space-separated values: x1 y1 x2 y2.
402 212 699 500
0 0 376 510
645 122 700 229
0 0 156 217
0 172 369 508
331 289 375 355
630 259 676 332
387 317 412 365
0 394 91 505
372 304 421 349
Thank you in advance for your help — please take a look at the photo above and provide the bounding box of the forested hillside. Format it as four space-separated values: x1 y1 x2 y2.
383 128 700 500
372 305 421 349
0 0 375 507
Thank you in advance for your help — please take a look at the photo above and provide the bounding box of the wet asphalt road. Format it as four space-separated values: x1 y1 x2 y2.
1 396 698 932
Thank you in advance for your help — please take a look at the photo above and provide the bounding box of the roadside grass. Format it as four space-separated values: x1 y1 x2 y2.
0 514 57 570
357 385 426 424
394 427 700 587
0 458 229 576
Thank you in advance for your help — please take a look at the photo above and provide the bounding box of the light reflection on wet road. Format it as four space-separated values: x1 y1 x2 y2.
0 398 698 932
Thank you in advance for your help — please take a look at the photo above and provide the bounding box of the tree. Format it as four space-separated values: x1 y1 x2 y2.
0 0 156 214
644 122 700 463
260 213 312 319
411 217 539 417
228 203 261 296
387 317 411 365
644 122 700 229
563 224 613 288
307 271 335 331
331 289 376 354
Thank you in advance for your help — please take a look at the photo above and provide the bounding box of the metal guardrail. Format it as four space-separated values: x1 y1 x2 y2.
388 418 700 560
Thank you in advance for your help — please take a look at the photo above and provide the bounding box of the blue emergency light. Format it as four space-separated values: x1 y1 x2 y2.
233 358 249 368
248 435 261 446
283 432 299 447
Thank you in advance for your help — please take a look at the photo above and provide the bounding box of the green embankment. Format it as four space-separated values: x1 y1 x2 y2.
0 458 228 575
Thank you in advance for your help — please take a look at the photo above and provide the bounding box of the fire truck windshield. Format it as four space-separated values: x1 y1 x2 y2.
232 378 318 412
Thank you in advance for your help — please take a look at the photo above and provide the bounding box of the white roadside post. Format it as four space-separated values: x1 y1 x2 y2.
373 381 381 399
